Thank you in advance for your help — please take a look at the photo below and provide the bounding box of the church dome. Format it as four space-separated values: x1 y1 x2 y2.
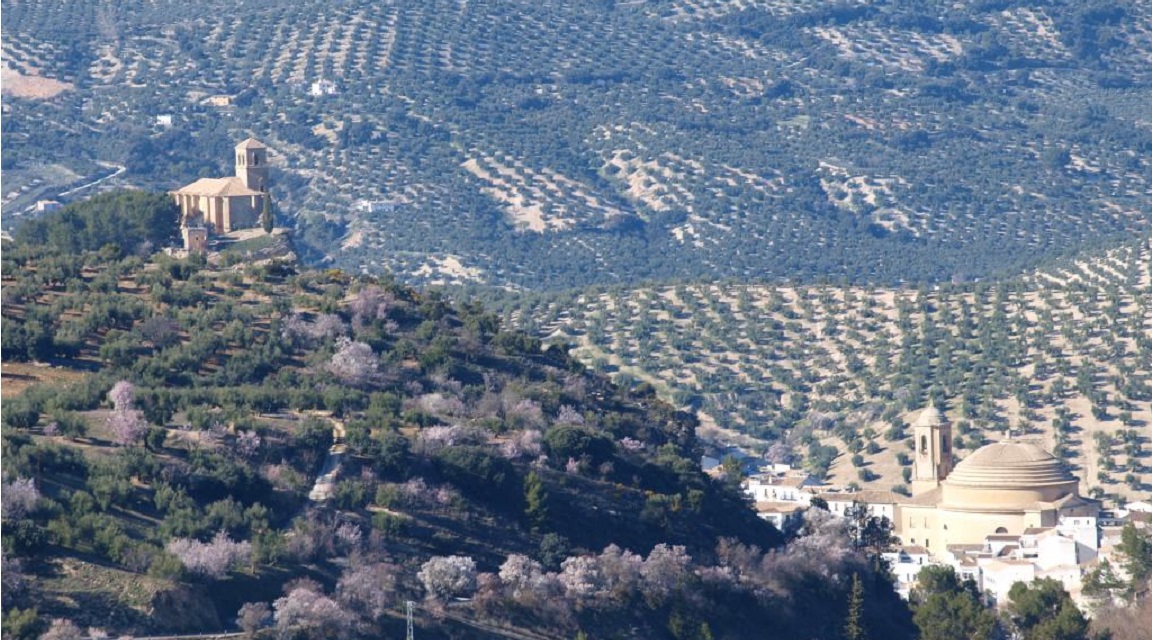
940 441 1079 511
913 405 946 427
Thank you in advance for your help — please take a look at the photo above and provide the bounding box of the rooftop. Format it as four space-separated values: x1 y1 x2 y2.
946 441 1076 489
172 176 263 198
235 137 267 150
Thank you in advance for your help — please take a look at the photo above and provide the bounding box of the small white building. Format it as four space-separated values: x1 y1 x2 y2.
753 502 806 531
819 490 900 523
883 545 937 599
1124 500 1152 513
744 473 815 504
982 559 1036 605
310 79 339 96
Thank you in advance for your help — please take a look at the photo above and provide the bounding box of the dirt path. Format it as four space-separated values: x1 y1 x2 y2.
436 606 565 640
307 414 347 502
58 162 126 198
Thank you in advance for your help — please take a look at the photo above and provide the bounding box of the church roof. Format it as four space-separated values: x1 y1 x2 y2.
235 137 267 150
172 177 263 198
903 486 943 506
946 441 1076 489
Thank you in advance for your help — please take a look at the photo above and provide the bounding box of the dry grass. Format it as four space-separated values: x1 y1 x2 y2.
1 362 89 398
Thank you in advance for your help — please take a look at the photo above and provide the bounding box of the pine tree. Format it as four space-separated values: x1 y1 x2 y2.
524 470 548 532
845 572 867 640
261 195 274 234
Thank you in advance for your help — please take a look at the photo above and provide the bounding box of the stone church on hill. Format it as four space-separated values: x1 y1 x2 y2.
171 138 271 244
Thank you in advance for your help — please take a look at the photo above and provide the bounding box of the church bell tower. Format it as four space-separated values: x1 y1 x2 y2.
235 138 269 192
911 404 953 495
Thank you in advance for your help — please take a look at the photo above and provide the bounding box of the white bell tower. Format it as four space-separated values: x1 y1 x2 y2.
911 404 953 495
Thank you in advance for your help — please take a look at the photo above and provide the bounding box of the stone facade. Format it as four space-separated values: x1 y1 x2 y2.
171 138 270 239
892 408 1100 555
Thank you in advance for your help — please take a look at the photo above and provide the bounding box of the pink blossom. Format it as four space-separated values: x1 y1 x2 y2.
619 437 645 452
559 555 603 600
556 405 585 426
167 530 252 580
39 619 84 640
1 476 39 520
336 561 397 621
327 337 377 387
273 586 356 639
108 409 147 446
418 555 477 601
499 554 545 600
108 380 136 411
501 429 543 460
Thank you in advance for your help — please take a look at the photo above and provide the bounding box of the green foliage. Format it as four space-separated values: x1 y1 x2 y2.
261 196 274 234
844 573 866 640
912 566 998 640
1006 578 1093 640
0 242 902 639
1 608 42 640
544 425 615 466
15 190 180 256
433 445 518 508
523 470 549 533
1116 523 1152 594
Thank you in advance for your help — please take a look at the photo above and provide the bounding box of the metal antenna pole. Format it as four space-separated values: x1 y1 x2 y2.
406 600 415 640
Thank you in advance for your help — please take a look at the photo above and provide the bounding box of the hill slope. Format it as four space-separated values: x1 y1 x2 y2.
3 0 1152 287
489 238 1152 501
0 195 914 639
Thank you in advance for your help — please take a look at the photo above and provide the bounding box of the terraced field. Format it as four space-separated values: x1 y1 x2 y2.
495 239 1152 501
3 0 1151 288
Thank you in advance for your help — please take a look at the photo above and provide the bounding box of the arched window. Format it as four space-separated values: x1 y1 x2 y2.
995 527 1008 534
920 435 928 454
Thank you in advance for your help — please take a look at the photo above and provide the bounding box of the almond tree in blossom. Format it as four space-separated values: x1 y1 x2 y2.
107 380 147 446
327 337 378 388
167 531 252 580
108 408 148 447
38 619 84 640
639 544 691 603
107 380 136 411
236 602 271 634
418 555 477 601
1 475 39 520
273 585 356 639
336 561 397 621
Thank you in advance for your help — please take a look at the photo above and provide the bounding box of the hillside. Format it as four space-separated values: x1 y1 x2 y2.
3 0 1152 287
0 193 915 640
486 238 1152 501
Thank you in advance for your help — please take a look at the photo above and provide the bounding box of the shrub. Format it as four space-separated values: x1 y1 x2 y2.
433 445 519 508
544 425 615 467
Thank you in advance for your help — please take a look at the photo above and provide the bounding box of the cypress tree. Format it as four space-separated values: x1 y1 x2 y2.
524 470 548 533
845 572 867 640
261 195 274 234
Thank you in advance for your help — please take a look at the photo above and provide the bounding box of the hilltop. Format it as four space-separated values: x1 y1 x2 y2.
0 192 914 639
3 0 1152 287
485 237 1152 501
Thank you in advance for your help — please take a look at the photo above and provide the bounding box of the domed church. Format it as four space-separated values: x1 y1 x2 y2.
892 406 1100 553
